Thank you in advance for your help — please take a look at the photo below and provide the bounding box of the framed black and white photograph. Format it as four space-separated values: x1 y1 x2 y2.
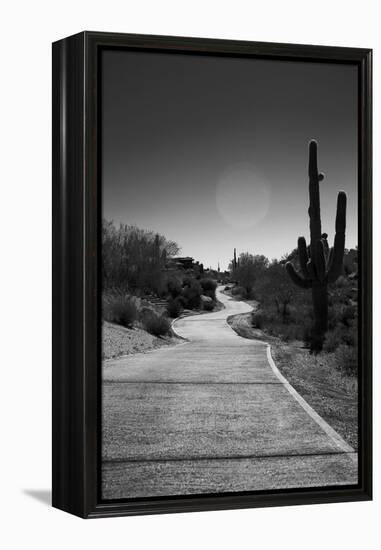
52 31 372 518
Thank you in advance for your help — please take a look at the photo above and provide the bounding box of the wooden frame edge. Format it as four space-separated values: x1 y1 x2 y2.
52 31 372 518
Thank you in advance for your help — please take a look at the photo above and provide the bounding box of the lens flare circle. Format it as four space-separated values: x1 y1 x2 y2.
216 163 270 229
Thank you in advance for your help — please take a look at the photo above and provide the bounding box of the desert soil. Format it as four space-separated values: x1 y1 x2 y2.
102 321 180 360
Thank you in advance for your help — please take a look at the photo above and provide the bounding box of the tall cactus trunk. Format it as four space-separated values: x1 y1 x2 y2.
286 140 346 353
311 283 328 352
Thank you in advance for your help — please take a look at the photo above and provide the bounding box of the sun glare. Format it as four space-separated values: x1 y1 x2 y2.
216 163 271 230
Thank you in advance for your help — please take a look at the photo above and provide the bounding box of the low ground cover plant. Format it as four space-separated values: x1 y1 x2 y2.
142 311 171 336
167 297 183 318
103 291 138 328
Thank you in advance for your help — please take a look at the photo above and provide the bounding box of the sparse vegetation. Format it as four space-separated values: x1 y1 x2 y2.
334 344 358 376
228 247 358 378
200 278 217 300
102 220 180 294
202 300 215 312
167 297 183 318
142 311 171 337
102 220 218 346
231 253 268 296
231 285 247 298
182 279 202 310
103 292 138 328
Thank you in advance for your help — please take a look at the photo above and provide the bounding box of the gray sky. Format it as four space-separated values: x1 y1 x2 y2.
102 49 358 271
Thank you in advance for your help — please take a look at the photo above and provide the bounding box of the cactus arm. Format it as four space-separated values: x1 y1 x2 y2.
297 236 310 280
321 233 329 261
286 262 312 289
327 191 347 283
308 139 318 179
335 191 347 234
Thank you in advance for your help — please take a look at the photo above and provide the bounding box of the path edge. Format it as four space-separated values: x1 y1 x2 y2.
266 345 357 461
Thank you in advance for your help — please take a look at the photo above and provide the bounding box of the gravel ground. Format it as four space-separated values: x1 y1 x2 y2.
271 344 358 449
227 312 358 448
102 321 180 360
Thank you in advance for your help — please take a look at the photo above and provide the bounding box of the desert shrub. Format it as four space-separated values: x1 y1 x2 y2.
246 288 257 300
231 286 247 298
333 275 347 288
102 220 179 294
234 253 269 294
324 312 358 352
166 277 182 298
333 344 358 376
278 324 305 342
323 328 343 352
175 295 187 308
200 278 217 300
224 285 230 291
303 324 314 348
251 311 264 329
340 304 356 327
182 276 193 288
139 306 154 320
143 312 171 336
202 300 215 312
324 325 349 351
167 297 183 318
182 279 202 309
103 292 138 328
328 306 341 329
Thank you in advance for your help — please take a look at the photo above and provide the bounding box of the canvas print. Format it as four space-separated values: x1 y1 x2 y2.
101 50 358 500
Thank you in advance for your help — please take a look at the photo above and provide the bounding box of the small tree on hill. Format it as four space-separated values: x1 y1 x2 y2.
235 253 269 295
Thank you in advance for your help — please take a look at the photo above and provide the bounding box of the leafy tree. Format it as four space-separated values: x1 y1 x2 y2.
234 253 269 295
256 260 297 322
102 220 180 294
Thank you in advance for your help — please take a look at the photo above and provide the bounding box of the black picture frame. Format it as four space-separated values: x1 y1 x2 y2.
52 31 372 518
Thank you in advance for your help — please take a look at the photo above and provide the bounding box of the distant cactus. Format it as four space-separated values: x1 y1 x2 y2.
233 248 237 270
286 140 347 352
153 233 160 263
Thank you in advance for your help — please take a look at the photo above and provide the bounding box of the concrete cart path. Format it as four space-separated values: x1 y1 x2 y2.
102 287 357 499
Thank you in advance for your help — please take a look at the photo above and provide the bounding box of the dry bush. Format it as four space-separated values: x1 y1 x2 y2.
142 312 171 336
200 278 217 300
231 286 247 298
333 344 358 376
103 292 138 328
202 300 215 312
182 279 202 309
167 298 183 318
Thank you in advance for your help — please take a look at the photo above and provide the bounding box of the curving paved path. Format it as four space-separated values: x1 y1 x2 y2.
102 287 357 499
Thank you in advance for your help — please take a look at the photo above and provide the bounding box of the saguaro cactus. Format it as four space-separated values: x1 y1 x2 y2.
233 248 237 270
286 140 347 352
